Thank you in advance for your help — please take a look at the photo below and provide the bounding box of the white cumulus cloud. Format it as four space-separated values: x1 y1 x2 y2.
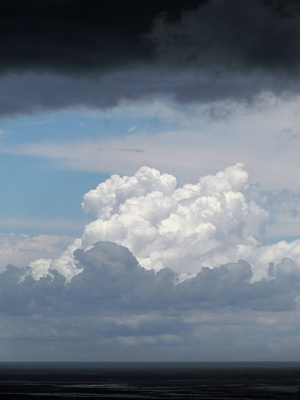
3 164 300 360
29 164 300 282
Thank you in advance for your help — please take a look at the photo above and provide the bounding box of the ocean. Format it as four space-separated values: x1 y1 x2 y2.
0 362 299 399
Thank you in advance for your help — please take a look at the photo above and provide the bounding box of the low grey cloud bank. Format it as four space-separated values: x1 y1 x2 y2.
2 242 300 315
1 241 300 361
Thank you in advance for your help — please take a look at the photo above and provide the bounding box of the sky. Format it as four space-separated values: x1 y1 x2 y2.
2 0 300 361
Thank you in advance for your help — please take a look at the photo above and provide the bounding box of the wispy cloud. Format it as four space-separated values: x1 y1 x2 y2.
3 94 300 190
0 217 86 231
0 233 74 269
0 129 10 138
127 125 137 132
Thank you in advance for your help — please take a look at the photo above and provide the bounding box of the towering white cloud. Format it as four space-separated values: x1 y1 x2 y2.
2 164 300 361
30 163 300 281
80 164 265 278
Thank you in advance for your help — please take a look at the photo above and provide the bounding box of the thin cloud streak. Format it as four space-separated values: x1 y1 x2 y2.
0 233 74 270
0 217 86 231
4 92 300 190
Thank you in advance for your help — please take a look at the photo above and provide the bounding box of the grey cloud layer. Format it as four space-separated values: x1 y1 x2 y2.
1 68 298 117
151 0 300 73
2 241 300 360
2 0 300 115
2 0 300 75
2 241 300 315
0 0 202 75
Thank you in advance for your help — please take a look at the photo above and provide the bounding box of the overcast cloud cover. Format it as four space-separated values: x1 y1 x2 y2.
2 0 300 361
2 0 300 115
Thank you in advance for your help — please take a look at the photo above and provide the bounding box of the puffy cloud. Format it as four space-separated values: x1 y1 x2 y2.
67 242 176 311
27 164 300 281
79 164 266 278
2 164 300 360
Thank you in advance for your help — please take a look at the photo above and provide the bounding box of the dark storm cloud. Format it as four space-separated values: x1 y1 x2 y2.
1 67 299 117
1 0 300 116
0 0 202 75
150 0 300 74
1 0 300 75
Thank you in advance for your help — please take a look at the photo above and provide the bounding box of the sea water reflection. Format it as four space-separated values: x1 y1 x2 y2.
0 362 299 399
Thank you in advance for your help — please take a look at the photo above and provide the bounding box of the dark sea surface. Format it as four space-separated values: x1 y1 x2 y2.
0 362 299 399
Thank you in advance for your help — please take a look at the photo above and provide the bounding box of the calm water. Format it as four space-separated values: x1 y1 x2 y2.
0 362 299 399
